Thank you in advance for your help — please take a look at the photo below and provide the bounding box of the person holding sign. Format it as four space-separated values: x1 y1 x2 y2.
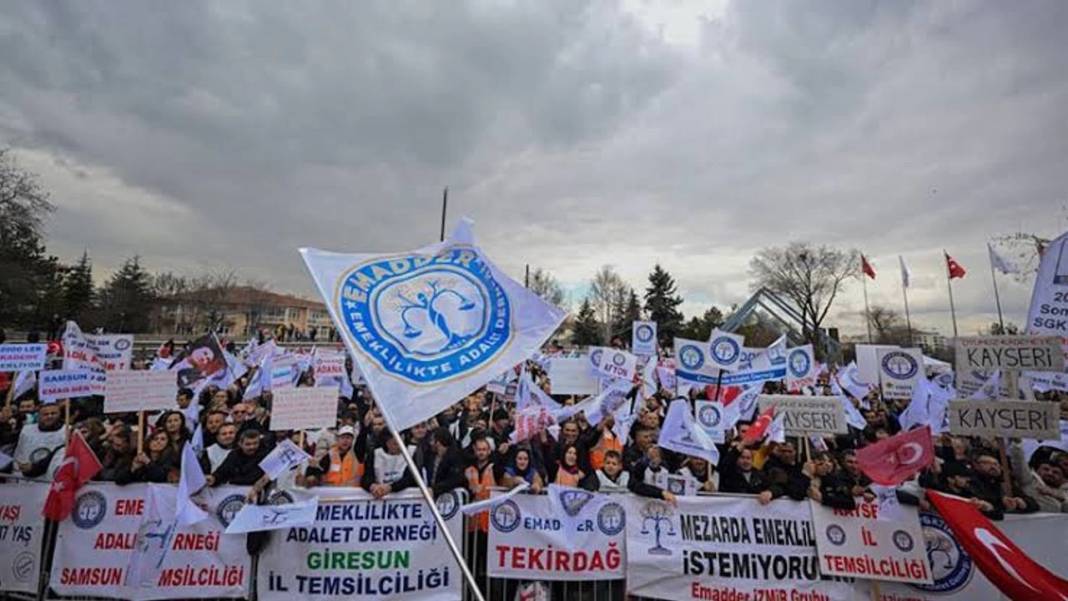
117 430 178 484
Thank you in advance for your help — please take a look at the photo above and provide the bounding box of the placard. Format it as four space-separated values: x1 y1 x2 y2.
955 369 1011 398
592 347 638 382
270 387 338 431
877 347 924 400
955 335 1064 372
948 399 1061 439
810 499 932 584
105 371 179 413
757 395 847 435
0 344 48 371
632 321 658 356
855 344 897 385
39 369 94 402
0 482 49 593
312 351 346 387
256 488 464 601
548 357 598 395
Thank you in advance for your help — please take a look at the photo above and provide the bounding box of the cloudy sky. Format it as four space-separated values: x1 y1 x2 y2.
1 0 1064 338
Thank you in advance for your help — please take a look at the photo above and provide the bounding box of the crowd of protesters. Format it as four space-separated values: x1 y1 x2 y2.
1 330 1067 525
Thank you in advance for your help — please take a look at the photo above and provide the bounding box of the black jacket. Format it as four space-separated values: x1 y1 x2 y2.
763 456 810 501
717 448 771 495
424 446 467 497
211 447 268 486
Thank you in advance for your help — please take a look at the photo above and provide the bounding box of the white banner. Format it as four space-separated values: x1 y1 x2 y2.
955 335 1064 372
312 351 346 388
105 371 178 413
707 329 745 371
622 495 858 600
51 483 251 600
39 369 95 402
269 355 302 390
786 344 818 391
947 399 1062 439
757 395 848 435
256 488 465 601
300 219 565 432
591 347 638 382
632 321 658 357
809 498 932 584
63 323 133 394
488 491 625 581
270 387 338 431
548 357 599 395
0 344 48 371
877 348 924 400
0 483 49 593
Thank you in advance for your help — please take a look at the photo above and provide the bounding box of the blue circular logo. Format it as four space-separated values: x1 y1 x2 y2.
114 338 132 351
698 404 722 429
710 336 741 364
893 529 915 552
881 351 919 380
436 490 460 520
910 513 973 593
268 490 294 505
679 344 704 370
597 502 626 536
216 494 246 527
611 353 626 367
335 249 513 384
826 524 847 546
788 349 811 378
491 499 521 533
71 491 107 529
635 325 654 342
590 349 604 369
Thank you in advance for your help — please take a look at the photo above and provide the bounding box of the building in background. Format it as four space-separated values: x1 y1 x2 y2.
913 329 946 354
152 286 335 341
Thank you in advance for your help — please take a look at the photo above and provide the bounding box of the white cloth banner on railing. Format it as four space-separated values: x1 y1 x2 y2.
0 482 48 594
622 495 859 600
256 487 465 601
51 482 251 600
488 490 625 581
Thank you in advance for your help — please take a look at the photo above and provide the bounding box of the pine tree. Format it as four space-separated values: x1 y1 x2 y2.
98 256 154 333
571 297 601 347
678 306 725 341
643 264 684 342
62 251 95 323
613 289 643 340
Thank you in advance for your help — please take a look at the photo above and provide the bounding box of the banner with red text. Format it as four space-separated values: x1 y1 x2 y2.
50 483 251 600
0 483 48 593
622 495 861 601
487 490 625 581
809 498 931 584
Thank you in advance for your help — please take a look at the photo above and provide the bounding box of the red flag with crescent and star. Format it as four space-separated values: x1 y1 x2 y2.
855 425 933 485
945 252 967 279
928 490 1068 600
861 254 877 279
43 431 102 521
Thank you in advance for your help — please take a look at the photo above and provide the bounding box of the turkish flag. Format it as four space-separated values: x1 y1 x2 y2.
43 431 102 522
743 404 775 444
704 384 741 404
928 490 1068 600
861 255 876 279
855 425 933 485
945 252 967 279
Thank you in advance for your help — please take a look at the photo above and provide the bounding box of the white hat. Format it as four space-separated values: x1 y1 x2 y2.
338 425 356 437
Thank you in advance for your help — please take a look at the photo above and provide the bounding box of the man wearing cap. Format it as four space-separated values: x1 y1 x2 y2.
318 425 363 487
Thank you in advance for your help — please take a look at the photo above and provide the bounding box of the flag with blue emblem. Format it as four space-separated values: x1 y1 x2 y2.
300 218 566 431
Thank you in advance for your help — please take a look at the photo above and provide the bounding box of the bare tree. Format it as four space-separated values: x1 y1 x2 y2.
588 265 628 344
527 267 566 308
867 305 911 345
749 242 856 344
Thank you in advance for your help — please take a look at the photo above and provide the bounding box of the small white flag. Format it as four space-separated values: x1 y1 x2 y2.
768 412 786 444
176 442 208 526
258 439 312 480
969 370 1002 401
899 255 912 289
225 491 319 534
460 482 530 516
658 398 719 464
12 370 36 400
988 243 1019 275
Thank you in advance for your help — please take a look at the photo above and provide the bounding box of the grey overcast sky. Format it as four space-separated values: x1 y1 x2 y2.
1 1 1065 337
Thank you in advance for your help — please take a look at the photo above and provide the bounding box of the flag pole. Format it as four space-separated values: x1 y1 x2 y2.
439 187 448 242
944 251 960 339
988 250 1006 333
380 403 486 601
901 284 913 347
862 275 872 343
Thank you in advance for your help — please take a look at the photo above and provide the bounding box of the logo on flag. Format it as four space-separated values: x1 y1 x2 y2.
72 491 107 529
709 336 740 364
678 344 704 370
788 349 811 379
597 502 626 536
436 490 461 520
881 351 919 380
635 324 654 342
910 513 973 593
697 403 722 429
336 251 511 384
491 500 521 532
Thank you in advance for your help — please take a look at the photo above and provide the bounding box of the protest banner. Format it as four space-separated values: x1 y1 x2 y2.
707 329 745 371
270 387 339 431
488 489 625 581
105 371 178 413
632 321 658 356
786 344 817 391
256 488 465 601
757 395 847 435
877 347 924 400
548 357 598 395
694 400 727 444
673 338 718 392
270 355 302 390
809 498 932 584
591 347 638 382
0 483 49 593
947 399 1061 439
63 323 134 394
0 344 48 372
878 512 1068 601
312 351 346 387
955 335 1064 372
855 344 897 385
622 495 856 601
51 483 251 600
955 369 1011 398
39 369 94 402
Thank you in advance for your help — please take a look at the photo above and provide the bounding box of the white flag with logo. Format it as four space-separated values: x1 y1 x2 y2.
706 329 745 372
785 344 817 391
176 442 209 526
301 219 565 431
658 398 719 464
259 439 312 480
